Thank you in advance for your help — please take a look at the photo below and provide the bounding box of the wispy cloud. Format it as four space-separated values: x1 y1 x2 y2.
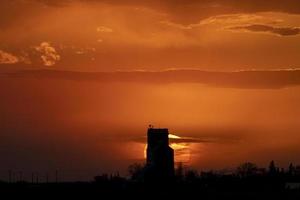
160 13 292 37
127 127 244 145
160 20 193 30
229 24 300 36
198 14 281 26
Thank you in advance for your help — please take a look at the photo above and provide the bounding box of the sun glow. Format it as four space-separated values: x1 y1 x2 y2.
143 134 190 163
169 134 181 139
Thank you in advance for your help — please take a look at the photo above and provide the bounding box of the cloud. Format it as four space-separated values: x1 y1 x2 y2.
2 0 300 29
229 24 300 36
0 50 19 64
96 26 113 33
111 0 300 23
160 14 283 32
34 0 300 13
128 127 244 145
198 14 281 26
35 0 71 7
35 42 61 66
160 21 193 30
130 136 218 144
4 69 300 89
169 137 239 144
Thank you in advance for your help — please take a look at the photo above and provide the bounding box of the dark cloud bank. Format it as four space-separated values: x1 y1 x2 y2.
2 69 300 89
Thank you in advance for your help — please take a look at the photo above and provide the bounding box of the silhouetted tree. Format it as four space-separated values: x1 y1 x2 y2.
289 163 296 175
269 160 277 175
185 169 198 182
175 162 184 181
296 166 300 175
237 162 257 177
94 174 109 184
128 163 145 181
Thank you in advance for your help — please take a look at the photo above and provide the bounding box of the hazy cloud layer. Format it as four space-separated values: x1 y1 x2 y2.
3 69 300 89
1 1 300 70
34 0 300 22
2 0 300 28
1 0 300 180
230 24 300 36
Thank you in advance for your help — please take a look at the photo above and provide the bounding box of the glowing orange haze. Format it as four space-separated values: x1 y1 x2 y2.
1 1 300 70
1 0 300 181
1 76 300 180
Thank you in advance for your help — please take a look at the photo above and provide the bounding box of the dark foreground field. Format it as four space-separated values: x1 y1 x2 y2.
1 177 300 199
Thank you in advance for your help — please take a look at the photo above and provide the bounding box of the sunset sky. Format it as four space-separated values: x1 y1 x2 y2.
1 0 300 181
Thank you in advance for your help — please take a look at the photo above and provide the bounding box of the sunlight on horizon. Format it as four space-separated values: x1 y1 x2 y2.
143 134 191 164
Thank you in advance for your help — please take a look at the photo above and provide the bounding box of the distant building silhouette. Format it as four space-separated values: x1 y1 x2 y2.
146 127 174 180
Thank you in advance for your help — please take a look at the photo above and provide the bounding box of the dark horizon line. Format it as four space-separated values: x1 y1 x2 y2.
1 68 300 89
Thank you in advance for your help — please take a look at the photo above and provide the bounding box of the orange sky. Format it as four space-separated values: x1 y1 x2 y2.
1 0 300 71
1 0 300 181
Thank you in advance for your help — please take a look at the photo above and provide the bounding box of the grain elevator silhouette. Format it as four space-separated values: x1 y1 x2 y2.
145 126 174 180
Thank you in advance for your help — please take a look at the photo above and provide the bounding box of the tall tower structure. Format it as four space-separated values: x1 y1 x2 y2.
146 127 174 180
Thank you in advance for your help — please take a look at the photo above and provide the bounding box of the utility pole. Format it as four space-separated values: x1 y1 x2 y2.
36 172 39 184
46 172 49 183
19 171 23 182
8 170 12 183
12 171 15 183
55 170 58 183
